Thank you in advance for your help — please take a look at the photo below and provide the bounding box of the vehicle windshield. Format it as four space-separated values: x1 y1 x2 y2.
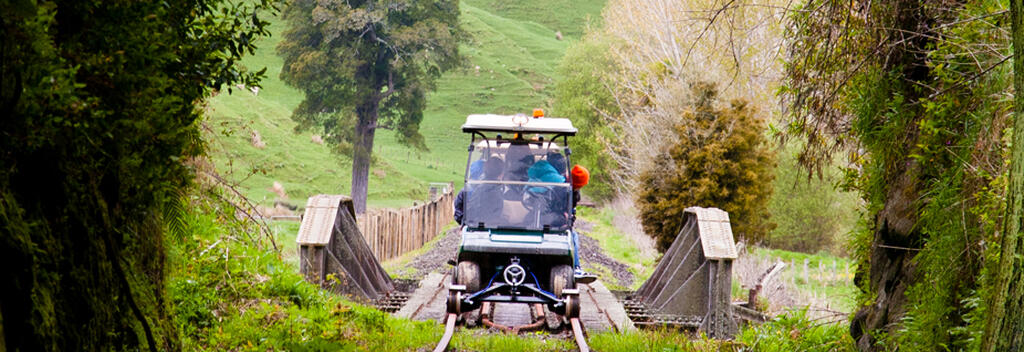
462 138 572 232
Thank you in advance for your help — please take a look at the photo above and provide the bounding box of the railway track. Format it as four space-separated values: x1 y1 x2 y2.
377 206 753 349
618 297 702 329
392 279 747 351
431 309 592 352
373 292 411 313
395 273 605 352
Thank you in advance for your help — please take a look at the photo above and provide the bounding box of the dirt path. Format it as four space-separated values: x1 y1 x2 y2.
401 226 461 279
575 220 636 288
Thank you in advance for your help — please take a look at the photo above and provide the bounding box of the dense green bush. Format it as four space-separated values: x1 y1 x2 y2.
552 33 621 202
637 83 776 250
766 143 860 255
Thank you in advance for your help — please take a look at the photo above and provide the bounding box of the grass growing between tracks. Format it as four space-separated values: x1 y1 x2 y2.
451 332 575 351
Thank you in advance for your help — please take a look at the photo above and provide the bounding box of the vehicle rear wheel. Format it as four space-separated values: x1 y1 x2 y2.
550 264 575 297
455 261 481 293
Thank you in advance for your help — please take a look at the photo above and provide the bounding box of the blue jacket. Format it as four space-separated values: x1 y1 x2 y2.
527 161 566 193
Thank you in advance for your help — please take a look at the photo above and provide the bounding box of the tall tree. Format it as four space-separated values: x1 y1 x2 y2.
982 0 1024 349
277 0 461 213
0 0 274 350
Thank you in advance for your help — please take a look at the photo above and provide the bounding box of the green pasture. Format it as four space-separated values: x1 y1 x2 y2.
204 0 604 209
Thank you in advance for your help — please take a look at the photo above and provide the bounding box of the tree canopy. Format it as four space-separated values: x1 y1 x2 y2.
0 0 275 350
277 0 461 213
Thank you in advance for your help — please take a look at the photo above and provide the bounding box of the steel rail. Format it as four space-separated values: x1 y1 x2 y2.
570 317 590 352
433 313 458 352
413 274 449 320
582 284 619 333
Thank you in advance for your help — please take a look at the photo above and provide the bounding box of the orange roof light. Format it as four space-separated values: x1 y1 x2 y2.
532 108 544 118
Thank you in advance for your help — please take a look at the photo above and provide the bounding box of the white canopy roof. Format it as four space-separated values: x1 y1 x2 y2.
462 114 577 135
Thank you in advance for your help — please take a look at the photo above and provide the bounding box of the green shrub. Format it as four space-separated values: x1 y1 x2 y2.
637 83 776 250
766 143 859 255
736 309 856 352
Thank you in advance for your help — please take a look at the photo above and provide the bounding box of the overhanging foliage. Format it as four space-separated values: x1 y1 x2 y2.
0 0 276 349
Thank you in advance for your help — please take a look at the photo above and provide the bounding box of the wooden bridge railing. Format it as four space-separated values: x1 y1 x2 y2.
357 183 455 262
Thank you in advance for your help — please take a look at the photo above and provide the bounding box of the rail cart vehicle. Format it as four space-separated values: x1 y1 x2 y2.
430 111 608 352
446 110 587 320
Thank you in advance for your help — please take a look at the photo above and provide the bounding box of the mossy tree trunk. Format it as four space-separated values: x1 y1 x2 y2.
782 0 1012 349
0 1 273 350
846 3 936 348
981 0 1024 349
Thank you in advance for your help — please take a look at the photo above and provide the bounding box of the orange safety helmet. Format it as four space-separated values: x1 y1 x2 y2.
571 164 590 190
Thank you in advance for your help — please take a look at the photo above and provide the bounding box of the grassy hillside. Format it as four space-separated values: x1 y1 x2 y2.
204 0 605 209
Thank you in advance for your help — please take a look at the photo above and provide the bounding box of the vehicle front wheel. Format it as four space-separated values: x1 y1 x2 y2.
549 264 575 297
455 261 481 293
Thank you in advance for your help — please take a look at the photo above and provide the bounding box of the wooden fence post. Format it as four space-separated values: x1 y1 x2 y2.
803 259 810 284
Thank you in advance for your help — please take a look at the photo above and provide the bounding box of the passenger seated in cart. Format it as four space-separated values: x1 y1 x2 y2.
502 142 534 200
530 152 595 283
525 157 569 228
454 157 504 226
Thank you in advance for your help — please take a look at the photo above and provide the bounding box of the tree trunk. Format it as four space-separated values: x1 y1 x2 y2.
351 100 379 214
981 0 1024 350
850 163 923 351
849 3 936 349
